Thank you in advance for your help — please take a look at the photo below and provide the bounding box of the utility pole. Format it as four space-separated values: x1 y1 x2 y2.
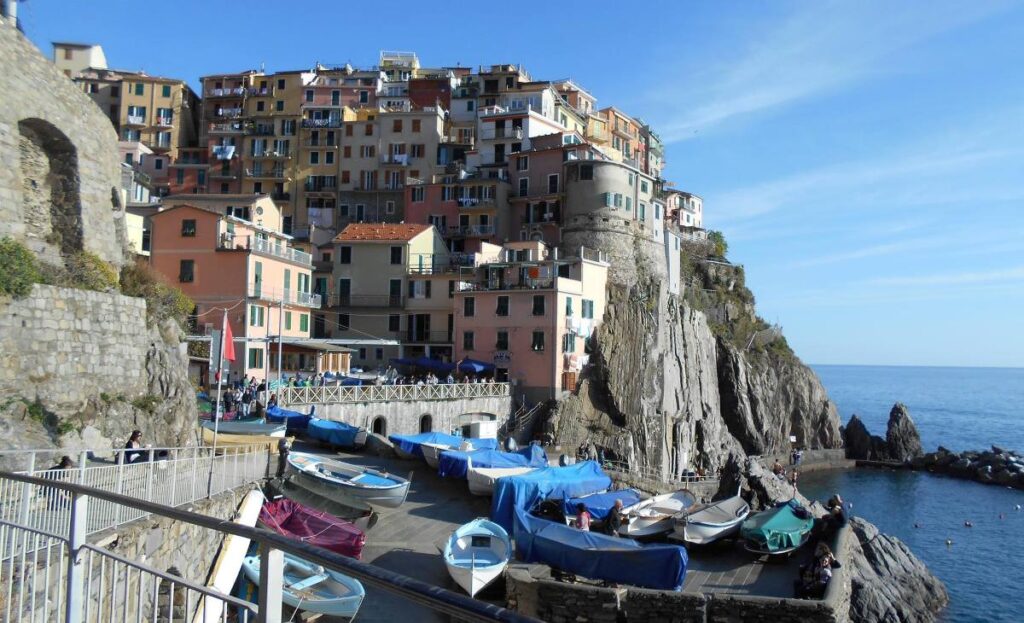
277 297 284 385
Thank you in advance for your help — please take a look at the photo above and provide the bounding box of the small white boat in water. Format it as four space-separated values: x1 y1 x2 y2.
287 452 411 511
618 489 696 538
443 518 511 597
670 494 750 545
241 552 365 618
466 464 538 496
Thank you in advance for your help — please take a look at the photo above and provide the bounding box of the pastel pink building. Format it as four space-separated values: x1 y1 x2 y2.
453 241 609 402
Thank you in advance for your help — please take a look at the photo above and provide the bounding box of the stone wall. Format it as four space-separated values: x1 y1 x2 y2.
0 23 125 266
312 394 513 438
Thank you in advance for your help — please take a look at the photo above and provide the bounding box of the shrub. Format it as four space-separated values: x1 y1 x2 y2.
66 251 119 292
0 237 42 298
120 261 194 326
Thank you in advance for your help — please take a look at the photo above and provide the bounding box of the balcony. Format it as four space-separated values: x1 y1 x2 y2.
247 86 275 97
208 169 240 179
448 224 495 237
245 168 288 180
303 139 338 147
271 191 291 201
152 139 172 151
219 234 312 265
331 294 404 309
458 277 556 292
304 181 337 192
206 87 246 98
403 330 453 344
246 125 276 136
215 108 244 119
407 252 478 274
254 150 293 159
125 115 146 126
209 121 244 134
480 127 523 140
301 119 342 129
247 283 321 308
155 116 174 128
380 154 410 165
457 196 496 209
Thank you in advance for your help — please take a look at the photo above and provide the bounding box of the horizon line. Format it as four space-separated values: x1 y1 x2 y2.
810 363 1024 370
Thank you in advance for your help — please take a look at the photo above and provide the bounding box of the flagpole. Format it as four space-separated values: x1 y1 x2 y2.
212 309 227 454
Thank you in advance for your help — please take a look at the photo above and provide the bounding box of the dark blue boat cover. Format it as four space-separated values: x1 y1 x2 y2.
491 461 611 531
307 418 363 448
437 444 548 479
264 405 312 432
513 507 687 590
387 432 497 457
562 489 643 521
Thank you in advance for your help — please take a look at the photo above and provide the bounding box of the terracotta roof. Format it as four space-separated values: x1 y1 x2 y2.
334 223 431 243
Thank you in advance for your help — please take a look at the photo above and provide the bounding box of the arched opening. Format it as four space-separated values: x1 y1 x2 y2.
372 417 387 436
419 414 432 433
17 118 83 259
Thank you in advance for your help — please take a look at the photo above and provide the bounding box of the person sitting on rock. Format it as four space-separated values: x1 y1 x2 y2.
772 459 786 479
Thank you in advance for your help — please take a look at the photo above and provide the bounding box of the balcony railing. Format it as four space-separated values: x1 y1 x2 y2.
457 196 496 208
246 125 276 136
255 149 293 159
220 234 312 265
206 86 246 97
279 381 512 405
244 168 287 179
407 252 478 274
247 86 275 96
155 116 173 127
215 108 243 118
380 153 410 165
271 191 291 201
301 118 342 128
208 121 244 133
126 115 145 126
303 139 339 147
458 278 556 292
331 294 404 308
448 224 495 237
247 283 321 308
480 127 523 140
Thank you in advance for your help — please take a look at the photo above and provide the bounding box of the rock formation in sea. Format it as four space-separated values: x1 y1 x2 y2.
844 403 924 463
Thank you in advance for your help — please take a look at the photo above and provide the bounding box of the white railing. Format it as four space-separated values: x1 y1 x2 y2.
279 382 512 405
155 116 173 127
207 87 245 97
247 283 322 308
126 115 145 126
250 236 312 265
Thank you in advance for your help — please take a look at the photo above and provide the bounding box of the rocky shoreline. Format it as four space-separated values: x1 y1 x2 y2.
909 446 1024 489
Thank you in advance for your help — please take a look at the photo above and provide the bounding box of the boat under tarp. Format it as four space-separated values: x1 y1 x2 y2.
513 507 687 590
740 499 815 554
563 489 643 522
438 445 548 479
307 417 367 448
258 498 366 559
491 461 611 532
388 432 497 459
264 404 314 433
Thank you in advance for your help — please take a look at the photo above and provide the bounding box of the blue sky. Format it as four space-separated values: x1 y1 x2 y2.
22 1 1024 367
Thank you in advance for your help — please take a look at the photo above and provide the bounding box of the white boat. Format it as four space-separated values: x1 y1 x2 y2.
192 490 263 623
670 494 750 545
443 518 511 597
200 419 287 437
618 489 696 538
466 464 538 496
242 552 365 618
287 452 411 511
422 439 476 469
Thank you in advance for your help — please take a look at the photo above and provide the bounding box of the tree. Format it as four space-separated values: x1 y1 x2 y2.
707 230 728 258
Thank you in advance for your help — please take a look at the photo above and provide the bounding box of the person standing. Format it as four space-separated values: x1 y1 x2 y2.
605 499 624 536
240 386 253 418
574 503 592 531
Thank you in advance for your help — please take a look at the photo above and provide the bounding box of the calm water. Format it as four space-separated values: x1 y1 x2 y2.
804 365 1024 623
812 365 1024 452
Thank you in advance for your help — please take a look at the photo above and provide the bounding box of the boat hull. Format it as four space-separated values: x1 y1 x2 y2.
466 466 537 496
618 490 696 538
201 420 287 437
443 518 510 597
287 453 411 511
671 496 750 545
241 553 365 617
201 428 292 452
422 443 450 469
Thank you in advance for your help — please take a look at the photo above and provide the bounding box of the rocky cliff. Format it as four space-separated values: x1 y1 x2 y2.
547 243 841 478
844 403 924 463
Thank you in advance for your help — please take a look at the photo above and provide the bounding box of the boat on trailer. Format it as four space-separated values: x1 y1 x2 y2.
443 518 511 597
670 493 750 545
286 452 411 511
618 489 697 538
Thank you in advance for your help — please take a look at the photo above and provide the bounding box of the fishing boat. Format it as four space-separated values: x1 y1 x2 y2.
670 493 750 545
200 419 287 437
258 498 366 559
241 552 365 618
618 489 696 538
286 452 411 511
388 432 497 460
422 439 476 469
443 518 511 597
740 499 815 555
466 465 537 496
306 418 368 449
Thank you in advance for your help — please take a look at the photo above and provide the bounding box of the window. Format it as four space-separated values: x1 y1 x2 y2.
339 204 350 217
639 202 646 220
628 173 634 186
466 100 475 111
325 151 334 164
339 314 350 330
562 333 577 353
277 79 286 90
110 86 119 97
309 152 319 165
463 331 475 350
256 100 265 112
304 90 313 103
154 158 163 170
532 295 545 316
392 119 403 132
565 297 574 316
412 119 421 132
464 297 475 317
548 174 559 194
411 144 425 158
385 200 395 214
162 85 171 97
181 219 196 237
341 171 350 184
603 192 614 208
518 178 528 197
655 204 661 220
178 260 194 283
249 305 265 327
134 83 144 96
376 347 384 360
614 193 623 208
275 100 284 111
247 348 263 369
359 90 369 103
358 348 367 359
582 299 594 319
63 48 72 60
496 330 509 350
580 164 594 180
625 197 633 211
640 180 649 193
339 246 352 264
364 124 373 136
345 124 354 137
531 330 545 351
299 314 308 332
496 295 509 316
389 246 403 265
516 156 528 171
388 314 400 332
284 311 292 330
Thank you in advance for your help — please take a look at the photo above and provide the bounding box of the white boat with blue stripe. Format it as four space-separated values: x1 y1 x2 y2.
286 452 411 511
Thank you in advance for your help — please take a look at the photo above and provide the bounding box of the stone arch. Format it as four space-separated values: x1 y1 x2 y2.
17 118 84 258
419 414 433 433
372 416 387 436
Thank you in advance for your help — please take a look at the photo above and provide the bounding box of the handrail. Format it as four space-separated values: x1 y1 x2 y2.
0 471 540 623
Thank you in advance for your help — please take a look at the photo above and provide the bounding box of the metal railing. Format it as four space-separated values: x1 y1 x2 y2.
126 115 145 126
247 283 322 308
206 87 246 97
601 458 719 488
279 381 511 405
0 472 538 623
480 127 523 140
249 236 312 265
301 118 342 128
208 121 243 133
448 224 495 237
331 293 404 308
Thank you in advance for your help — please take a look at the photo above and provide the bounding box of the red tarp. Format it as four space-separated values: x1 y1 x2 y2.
258 498 366 559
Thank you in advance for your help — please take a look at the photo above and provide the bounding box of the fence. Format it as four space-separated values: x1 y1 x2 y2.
279 381 511 405
0 471 539 623
0 445 271 560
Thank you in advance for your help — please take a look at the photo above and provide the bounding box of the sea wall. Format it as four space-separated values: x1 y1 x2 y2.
311 394 513 438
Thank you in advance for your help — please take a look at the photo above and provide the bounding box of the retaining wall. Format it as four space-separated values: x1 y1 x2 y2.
313 394 513 438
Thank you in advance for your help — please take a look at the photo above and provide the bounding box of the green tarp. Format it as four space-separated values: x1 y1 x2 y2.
740 499 815 553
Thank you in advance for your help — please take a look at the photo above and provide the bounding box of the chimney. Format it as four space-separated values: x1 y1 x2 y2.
2 0 17 25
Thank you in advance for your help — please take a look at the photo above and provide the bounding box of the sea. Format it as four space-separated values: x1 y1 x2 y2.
803 365 1024 623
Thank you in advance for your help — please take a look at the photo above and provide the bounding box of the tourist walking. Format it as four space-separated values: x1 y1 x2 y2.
240 387 253 418
605 499 624 536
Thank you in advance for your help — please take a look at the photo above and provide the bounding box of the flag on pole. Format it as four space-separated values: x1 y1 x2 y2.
222 313 236 362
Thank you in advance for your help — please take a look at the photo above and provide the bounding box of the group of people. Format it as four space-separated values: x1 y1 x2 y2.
795 541 841 598
376 367 496 386
570 498 625 536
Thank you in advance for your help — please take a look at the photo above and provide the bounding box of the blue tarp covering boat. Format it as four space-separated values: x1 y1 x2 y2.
388 432 497 458
513 507 687 590
265 405 314 432
307 418 366 448
562 489 643 521
438 445 548 479
491 461 611 531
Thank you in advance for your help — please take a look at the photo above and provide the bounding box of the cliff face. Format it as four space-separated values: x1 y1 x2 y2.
547 250 841 477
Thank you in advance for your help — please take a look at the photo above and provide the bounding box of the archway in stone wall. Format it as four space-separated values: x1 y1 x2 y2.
419 414 432 434
372 417 387 436
17 118 83 258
